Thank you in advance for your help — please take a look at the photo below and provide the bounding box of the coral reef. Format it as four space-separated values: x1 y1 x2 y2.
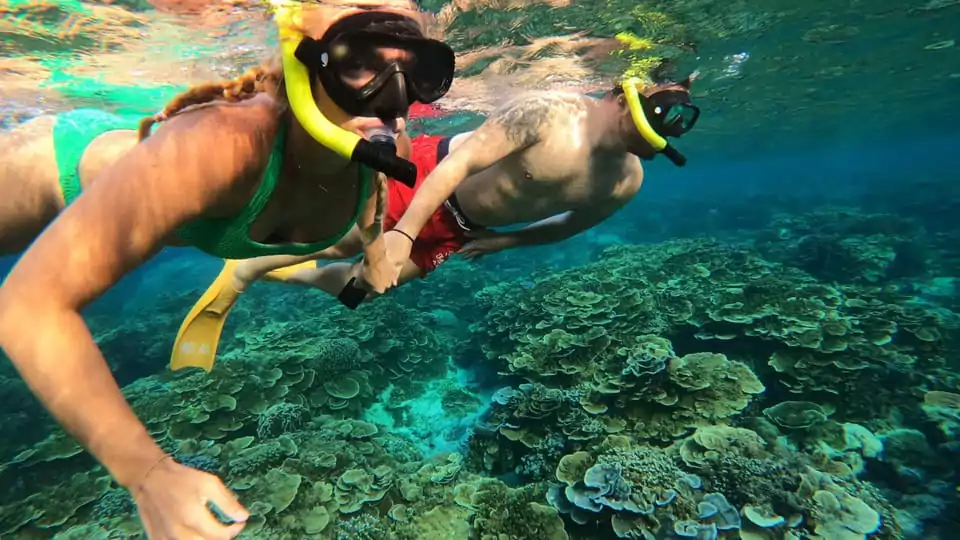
472 334 765 482
0 298 457 538
474 239 958 423
545 432 891 540
0 218 957 538
754 208 926 285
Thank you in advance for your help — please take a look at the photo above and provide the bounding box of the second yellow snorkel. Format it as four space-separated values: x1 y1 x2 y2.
270 0 418 185
621 77 688 167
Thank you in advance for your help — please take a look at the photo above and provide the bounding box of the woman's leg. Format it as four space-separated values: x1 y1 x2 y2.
284 257 423 299
0 117 64 255
0 112 139 256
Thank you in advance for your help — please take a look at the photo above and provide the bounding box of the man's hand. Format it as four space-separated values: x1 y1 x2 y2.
458 230 517 260
383 229 415 287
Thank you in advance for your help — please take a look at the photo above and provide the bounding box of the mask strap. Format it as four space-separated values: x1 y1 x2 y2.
621 77 687 167
270 0 418 186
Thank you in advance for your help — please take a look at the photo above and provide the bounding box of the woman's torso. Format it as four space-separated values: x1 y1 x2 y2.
70 97 367 255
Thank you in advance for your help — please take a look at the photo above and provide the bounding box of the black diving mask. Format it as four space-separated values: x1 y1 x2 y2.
619 77 700 167
294 11 455 120
642 89 700 138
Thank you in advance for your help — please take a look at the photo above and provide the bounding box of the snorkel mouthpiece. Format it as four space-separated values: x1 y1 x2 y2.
365 126 397 147
358 126 416 183
621 77 687 167
270 0 418 186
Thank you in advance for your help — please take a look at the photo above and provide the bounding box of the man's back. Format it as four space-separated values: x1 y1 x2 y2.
449 91 644 228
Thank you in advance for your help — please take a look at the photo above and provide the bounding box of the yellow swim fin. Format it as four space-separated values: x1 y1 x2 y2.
263 260 317 282
170 260 244 372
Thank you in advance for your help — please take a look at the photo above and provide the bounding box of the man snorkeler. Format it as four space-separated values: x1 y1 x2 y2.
172 70 701 369
379 72 700 285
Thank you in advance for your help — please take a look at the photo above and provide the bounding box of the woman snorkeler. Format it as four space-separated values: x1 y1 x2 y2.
0 0 454 538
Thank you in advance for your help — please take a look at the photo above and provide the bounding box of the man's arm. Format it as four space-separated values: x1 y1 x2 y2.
393 97 558 239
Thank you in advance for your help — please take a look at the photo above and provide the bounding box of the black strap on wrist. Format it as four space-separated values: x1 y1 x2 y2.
388 228 415 244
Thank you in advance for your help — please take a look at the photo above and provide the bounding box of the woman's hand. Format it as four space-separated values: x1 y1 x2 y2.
132 457 249 540
459 229 516 260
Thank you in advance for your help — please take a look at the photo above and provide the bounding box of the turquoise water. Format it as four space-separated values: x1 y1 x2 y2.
1 0 960 538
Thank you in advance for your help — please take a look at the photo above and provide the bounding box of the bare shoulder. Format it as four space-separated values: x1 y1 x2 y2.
615 155 644 202
149 95 283 202
621 154 644 188
158 94 281 157
486 90 588 146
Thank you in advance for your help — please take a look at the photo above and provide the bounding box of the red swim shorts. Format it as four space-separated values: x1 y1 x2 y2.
384 134 468 277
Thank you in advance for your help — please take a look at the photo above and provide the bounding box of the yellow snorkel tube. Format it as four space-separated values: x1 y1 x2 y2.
270 0 418 185
621 77 687 167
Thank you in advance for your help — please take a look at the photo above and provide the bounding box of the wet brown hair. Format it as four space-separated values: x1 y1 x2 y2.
137 56 285 141
604 70 697 103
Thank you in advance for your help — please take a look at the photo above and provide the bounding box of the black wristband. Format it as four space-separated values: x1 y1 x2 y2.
388 228 415 244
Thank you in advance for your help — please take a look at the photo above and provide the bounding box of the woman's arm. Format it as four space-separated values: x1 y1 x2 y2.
356 172 392 293
0 105 266 487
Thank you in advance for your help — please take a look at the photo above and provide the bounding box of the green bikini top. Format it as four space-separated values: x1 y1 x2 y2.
176 127 372 259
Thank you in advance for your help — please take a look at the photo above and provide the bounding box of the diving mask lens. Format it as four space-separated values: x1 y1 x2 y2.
404 39 454 102
293 11 455 119
645 90 700 138
327 32 454 104
661 103 699 136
